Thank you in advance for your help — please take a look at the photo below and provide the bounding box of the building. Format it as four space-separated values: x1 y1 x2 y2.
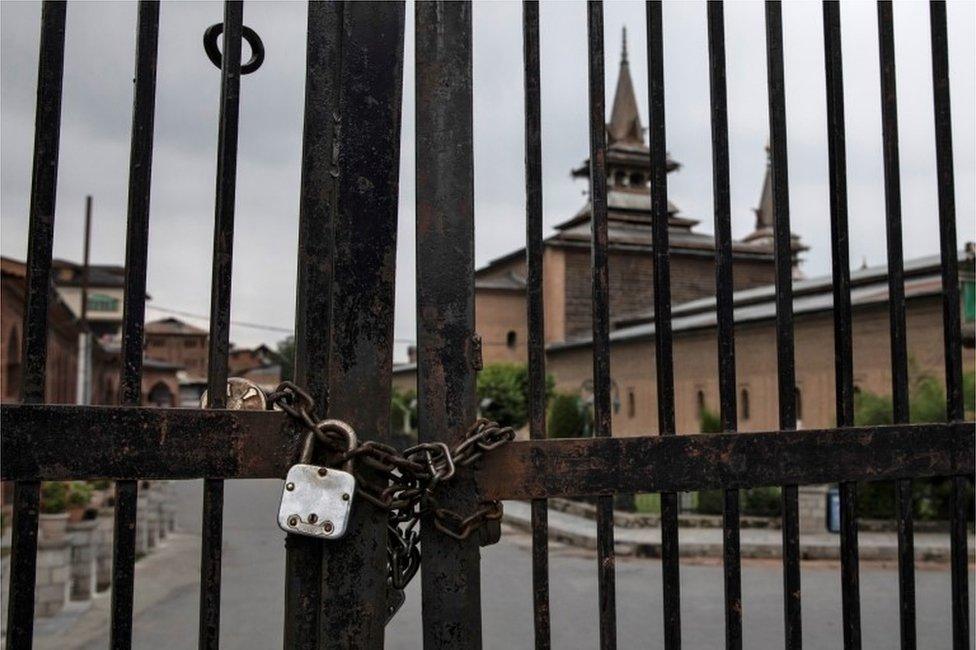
390 31 973 447
50 258 127 338
1 256 181 407
144 317 209 377
2 257 81 403
546 251 975 438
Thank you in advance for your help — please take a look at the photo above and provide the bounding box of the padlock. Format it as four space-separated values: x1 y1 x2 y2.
199 377 267 410
277 420 357 540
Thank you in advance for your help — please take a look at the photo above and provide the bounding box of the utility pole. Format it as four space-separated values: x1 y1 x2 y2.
77 195 93 405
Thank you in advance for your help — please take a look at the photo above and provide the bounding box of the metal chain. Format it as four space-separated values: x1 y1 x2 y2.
266 380 514 591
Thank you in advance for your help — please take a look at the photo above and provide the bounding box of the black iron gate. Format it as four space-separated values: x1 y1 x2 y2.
2 1 973 649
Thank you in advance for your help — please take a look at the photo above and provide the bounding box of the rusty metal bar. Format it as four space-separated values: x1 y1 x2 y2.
2 404 972 485
5 3 66 647
822 3 861 647
764 2 802 646
199 2 246 646
585 3 617 648
706 3 741 647
522 1 551 647
415 2 483 647
646 3 681 647
928 3 970 647
110 3 160 648
876 4 916 647
317 3 404 645
282 1 342 647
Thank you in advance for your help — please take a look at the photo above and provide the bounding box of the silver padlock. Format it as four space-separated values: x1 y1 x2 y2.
277 420 357 540
199 377 267 410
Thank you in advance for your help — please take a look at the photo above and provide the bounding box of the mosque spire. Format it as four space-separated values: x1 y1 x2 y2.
607 26 643 145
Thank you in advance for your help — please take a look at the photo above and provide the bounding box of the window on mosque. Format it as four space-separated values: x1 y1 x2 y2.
86 293 119 312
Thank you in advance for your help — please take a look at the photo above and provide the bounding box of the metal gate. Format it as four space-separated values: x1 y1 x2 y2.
2 1 973 649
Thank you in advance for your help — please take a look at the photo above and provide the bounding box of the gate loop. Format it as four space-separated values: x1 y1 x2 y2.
203 23 265 75
265 380 515 591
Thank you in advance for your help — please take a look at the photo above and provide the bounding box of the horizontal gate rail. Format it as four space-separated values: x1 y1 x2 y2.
2 403 971 487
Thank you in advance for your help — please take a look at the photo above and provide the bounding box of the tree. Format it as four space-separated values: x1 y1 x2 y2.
275 336 295 382
476 363 554 429
548 392 585 439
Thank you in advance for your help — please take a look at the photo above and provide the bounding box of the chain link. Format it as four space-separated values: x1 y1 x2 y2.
267 381 514 591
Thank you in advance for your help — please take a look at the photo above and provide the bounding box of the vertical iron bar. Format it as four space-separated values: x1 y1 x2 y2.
5 3 66 648
200 2 244 646
764 3 802 648
318 3 404 646
416 2 482 648
706 3 741 648
283 2 342 647
876 2 915 648
586 3 617 648
110 4 159 649
928 3 969 648
523 2 551 648
646 2 680 648
822 3 861 647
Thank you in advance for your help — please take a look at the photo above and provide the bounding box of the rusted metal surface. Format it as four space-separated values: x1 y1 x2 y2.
645 4 681 647
763 3 802 646
316 3 404 647
822 4 862 647
414 2 483 648
6 3 66 648
283 1 343 646
474 424 974 501
929 3 970 646
4 405 971 495
705 4 741 647
522 1 551 647
585 4 618 649
111 3 160 648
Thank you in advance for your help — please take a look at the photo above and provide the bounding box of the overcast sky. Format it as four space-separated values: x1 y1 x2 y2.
2 1 973 359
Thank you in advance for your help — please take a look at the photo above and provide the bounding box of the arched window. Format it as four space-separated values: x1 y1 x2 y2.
696 390 705 415
5 326 20 398
740 388 750 421
148 382 174 408
506 330 517 349
627 388 636 418
794 387 803 421
630 172 645 187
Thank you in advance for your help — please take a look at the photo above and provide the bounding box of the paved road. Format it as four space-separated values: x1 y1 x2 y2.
76 480 970 649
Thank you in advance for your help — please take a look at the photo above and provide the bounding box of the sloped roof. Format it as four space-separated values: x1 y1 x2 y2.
552 253 956 351
145 317 208 336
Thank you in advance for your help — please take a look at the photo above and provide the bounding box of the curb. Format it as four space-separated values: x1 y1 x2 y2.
504 503 975 563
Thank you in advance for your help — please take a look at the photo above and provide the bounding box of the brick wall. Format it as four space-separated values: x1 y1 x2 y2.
561 247 776 341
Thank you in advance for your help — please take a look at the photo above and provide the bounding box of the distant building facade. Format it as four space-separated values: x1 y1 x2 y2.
391 32 974 444
145 317 209 377
1 256 181 407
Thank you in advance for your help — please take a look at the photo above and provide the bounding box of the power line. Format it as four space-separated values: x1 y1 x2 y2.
145 304 417 343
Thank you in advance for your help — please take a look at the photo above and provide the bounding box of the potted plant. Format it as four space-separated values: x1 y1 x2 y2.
89 479 112 508
66 482 95 522
39 482 70 542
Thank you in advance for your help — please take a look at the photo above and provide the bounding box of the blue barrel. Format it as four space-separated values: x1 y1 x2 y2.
826 487 841 533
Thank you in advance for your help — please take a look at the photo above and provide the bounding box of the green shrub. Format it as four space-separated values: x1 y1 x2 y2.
742 487 781 517
390 388 417 433
476 363 554 429
66 482 94 510
40 482 69 514
548 392 584 439
699 408 722 434
696 489 724 515
92 479 112 491
634 493 660 514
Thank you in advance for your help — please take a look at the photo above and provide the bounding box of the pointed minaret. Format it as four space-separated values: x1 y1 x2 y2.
607 27 644 145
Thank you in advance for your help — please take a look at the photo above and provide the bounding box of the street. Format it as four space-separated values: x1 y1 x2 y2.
70 479 968 649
